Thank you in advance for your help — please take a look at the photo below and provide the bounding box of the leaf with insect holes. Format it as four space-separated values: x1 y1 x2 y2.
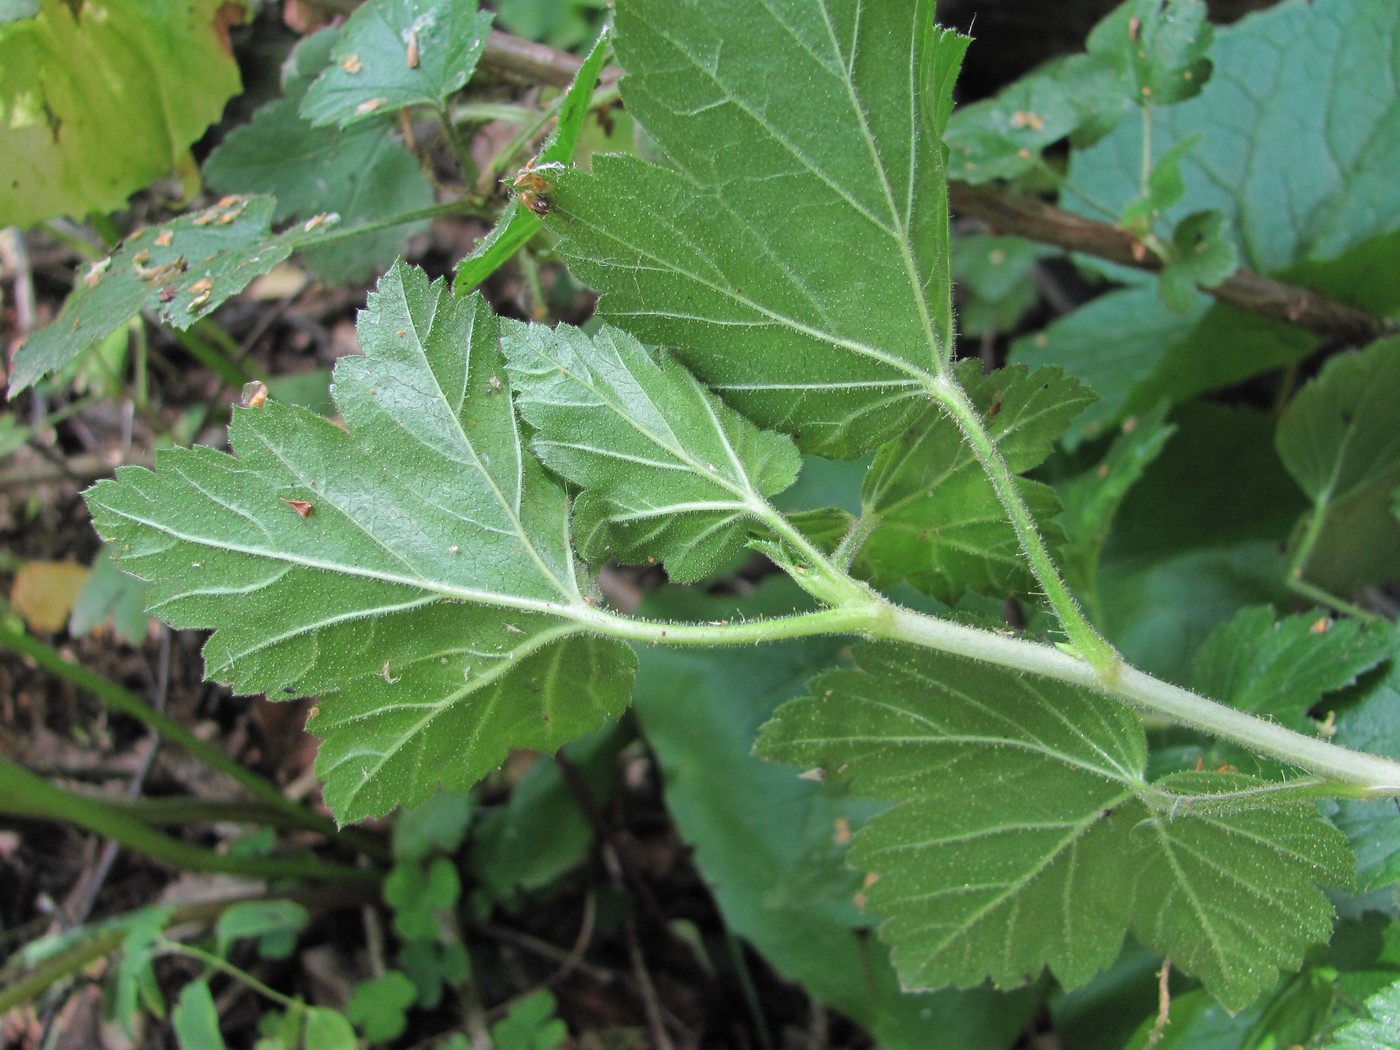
758 643 1353 1010
854 361 1094 603
300 0 493 127
500 321 800 582
546 0 970 458
85 262 633 821
203 28 434 286
10 196 294 394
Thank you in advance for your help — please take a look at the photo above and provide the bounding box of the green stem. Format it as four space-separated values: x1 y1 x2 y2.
591 596 1400 796
924 372 1120 674
0 886 376 1016
157 941 303 1011
293 200 489 251
0 757 376 883
166 320 254 389
0 625 388 862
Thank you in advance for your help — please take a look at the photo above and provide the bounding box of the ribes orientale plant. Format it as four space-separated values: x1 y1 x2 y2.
18 0 1398 1040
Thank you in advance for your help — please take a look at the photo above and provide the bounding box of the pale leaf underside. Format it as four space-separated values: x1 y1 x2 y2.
758 643 1352 1010
85 263 633 820
549 0 971 457
501 320 800 581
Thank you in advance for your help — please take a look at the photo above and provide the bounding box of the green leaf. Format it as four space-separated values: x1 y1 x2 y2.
1328 977 1400 1050
69 544 150 645
943 73 1093 184
489 989 567 1050
635 581 1039 1049
1011 288 1318 448
300 0 492 127
953 235 1050 338
454 27 612 295
1085 0 1213 108
550 0 971 457
303 1007 358 1050
1192 608 1394 730
1276 338 1400 594
759 644 1353 1010
204 31 434 286
10 196 294 393
1056 402 1175 602
945 51 1129 184
346 971 418 1042
393 789 473 862
0 0 246 227
1331 654 1400 891
173 981 225 1050
215 900 310 957
470 726 620 908
84 262 634 821
501 321 800 582
856 361 1093 602
385 856 460 939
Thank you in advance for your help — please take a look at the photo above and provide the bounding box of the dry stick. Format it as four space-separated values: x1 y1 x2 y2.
947 181 1396 345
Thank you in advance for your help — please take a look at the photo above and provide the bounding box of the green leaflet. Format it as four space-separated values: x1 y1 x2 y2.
203 28 434 286
548 0 970 457
856 361 1093 603
300 0 493 127
0 0 245 227
85 263 633 821
10 196 293 393
1328 977 1400 1050
500 320 800 582
758 643 1353 1010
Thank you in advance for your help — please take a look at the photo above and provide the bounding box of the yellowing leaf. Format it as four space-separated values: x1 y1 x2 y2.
0 0 248 227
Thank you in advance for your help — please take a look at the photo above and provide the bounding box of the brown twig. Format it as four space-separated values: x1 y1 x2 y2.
948 181 1395 345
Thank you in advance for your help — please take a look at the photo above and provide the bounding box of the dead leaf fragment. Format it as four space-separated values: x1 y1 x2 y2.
11 561 91 633
280 498 314 518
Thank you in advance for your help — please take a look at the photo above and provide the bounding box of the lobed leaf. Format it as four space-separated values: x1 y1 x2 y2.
85 263 633 821
633 581 1038 1049
1328 975 1400 1050
500 320 800 582
1192 607 1394 730
548 0 970 457
856 361 1093 602
759 644 1352 1009
300 0 493 127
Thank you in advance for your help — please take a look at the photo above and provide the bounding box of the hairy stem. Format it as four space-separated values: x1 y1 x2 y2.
923 371 1120 675
591 594 1400 796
